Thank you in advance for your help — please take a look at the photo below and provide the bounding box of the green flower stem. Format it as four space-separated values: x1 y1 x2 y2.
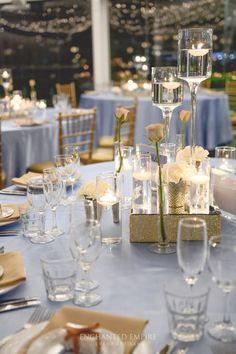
181 121 185 148
155 141 166 243
116 121 123 174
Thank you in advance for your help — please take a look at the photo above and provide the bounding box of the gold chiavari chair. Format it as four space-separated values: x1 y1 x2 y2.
0 119 6 188
27 108 113 172
56 82 77 108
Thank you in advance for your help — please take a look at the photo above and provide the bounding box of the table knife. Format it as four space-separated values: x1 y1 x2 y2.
0 297 40 312
0 190 26 196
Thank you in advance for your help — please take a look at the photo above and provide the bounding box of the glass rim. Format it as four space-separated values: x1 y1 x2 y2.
164 286 210 301
215 146 236 151
178 28 213 33
178 217 206 228
96 170 117 178
40 255 75 264
54 153 73 159
209 234 236 246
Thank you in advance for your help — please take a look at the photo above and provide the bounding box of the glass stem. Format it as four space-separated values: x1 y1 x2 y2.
62 180 67 201
189 83 199 160
223 291 231 324
51 208 57 231
163 110 172 143
39 212 44 236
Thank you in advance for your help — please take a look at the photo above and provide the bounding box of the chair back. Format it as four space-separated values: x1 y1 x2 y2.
58 109 96 162
115 99 137 147
0 119 4 188
225 80 236 111
56 82 77 108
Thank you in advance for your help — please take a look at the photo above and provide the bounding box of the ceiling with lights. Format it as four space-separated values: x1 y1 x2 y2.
0 0 230 38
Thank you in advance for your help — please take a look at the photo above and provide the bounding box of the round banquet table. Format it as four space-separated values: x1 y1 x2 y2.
2 108 59 186
80 89 232 151
0 161 236 354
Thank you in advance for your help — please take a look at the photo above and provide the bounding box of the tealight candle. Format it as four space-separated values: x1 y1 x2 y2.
190 174 210 214
99 190 118 206
162 82 181 90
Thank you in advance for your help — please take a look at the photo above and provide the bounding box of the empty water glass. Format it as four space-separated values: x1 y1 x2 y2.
41 252 76 302
19 205 40 238
164 279 209 342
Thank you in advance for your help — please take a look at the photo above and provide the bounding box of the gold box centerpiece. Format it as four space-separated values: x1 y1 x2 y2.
130 208 221 243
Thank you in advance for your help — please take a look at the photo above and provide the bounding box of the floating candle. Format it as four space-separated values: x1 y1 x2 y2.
133 171 151 181
98 190 118 206
162 82 181 90
190 175 209 185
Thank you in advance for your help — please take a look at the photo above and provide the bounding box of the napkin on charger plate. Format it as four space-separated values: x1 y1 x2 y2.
0 251 26 288
14 118 46 127
0 204 20 222
11 172 41 187
18 306 148 354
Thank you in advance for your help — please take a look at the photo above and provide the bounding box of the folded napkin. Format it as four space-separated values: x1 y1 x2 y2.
0 251 26 288
14 118 45 127
0 204 20 223
18 306 148 354
11 172 41 187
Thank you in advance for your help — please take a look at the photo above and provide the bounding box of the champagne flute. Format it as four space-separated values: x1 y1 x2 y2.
54 154 73 205
208 234 236 342
43 168 63 237
177 217 207 287
27 176 54 244
152 66 183 142
64 145 80 201
70 200 99 291
70 214 102 307
178 28 213 156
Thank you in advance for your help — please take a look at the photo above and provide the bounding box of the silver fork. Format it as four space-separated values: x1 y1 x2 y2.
0 305 52 348
23 305 52 329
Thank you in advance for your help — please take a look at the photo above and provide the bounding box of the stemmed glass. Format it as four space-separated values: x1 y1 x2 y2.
208 234 236 342
178 28 213 155
70 203 102 307
43 168 63 237
64 145 80 201
177 218 208 287
54 154 74 205
152 67 183 142
70 200 99 292
27 176 54 244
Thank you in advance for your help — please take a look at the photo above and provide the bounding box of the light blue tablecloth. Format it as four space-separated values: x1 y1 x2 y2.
0 162 236 354
2 108 59 186
80 90 232 151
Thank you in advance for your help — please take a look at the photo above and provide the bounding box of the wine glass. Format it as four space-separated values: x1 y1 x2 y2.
208 234 236 342
152 66 184 142
70 207 102 307
178 28 213 155
43 168 63 237
70 200 98 292
27 176 54 244
64 145 80 201
177 217 207 287
54 154 74 205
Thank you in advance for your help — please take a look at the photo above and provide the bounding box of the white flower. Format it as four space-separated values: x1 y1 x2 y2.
162 162 197 184
77 180 109 200
176 146 209 163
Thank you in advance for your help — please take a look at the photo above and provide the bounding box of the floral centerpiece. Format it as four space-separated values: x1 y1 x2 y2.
162 162 196 214
176 145 209 169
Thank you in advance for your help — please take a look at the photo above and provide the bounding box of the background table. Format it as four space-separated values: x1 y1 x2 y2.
80 89 232 150
0 161 236 354
2 108 58 186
